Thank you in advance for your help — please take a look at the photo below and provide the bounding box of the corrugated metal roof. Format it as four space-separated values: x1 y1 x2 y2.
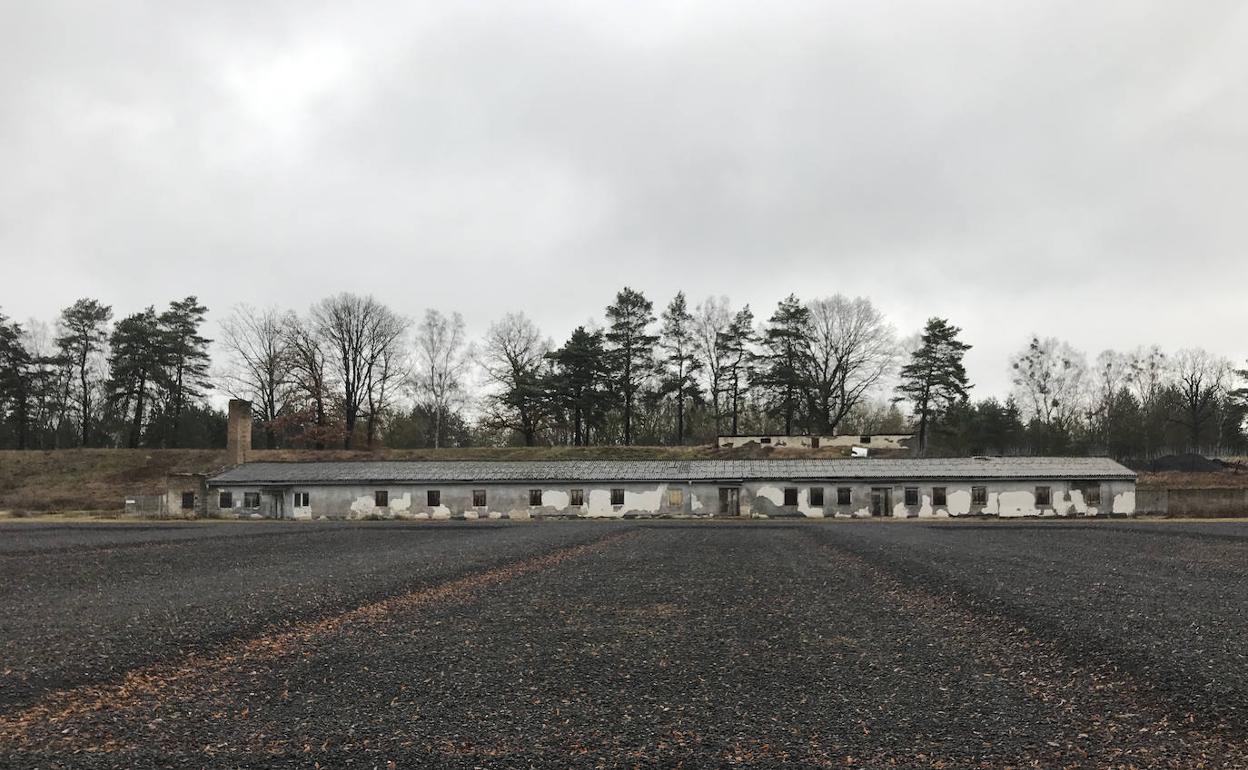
207 457 1136 485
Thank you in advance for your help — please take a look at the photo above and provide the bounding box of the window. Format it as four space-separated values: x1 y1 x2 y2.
760 436 772 444
971 486 987 506
244 492 261 509
837 487 851 505
1078 482 1101 506
904 487 919 506
1035 486 1052 507
783 487 798 506
860 435 872 444
181 492 195 510
473 489 487 507
667 489 683 507
529 489 543 506
427 490 441 507
610 488 625 506
932 487 947 506
810 487 824 506
219 492 233 509
570 489 585 506
294 492 309 508
375 490 388 507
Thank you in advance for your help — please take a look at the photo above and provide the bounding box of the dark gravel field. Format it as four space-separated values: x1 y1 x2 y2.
2 519 1247 768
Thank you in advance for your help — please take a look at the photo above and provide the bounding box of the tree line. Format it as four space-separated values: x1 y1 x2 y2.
1 290 1246 458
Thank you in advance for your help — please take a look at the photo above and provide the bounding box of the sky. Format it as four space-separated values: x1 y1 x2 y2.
2 0 1246 399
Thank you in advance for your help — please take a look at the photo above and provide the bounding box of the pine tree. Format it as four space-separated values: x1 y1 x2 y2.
0 311 35 449
605 287 658 446
716 305 756 436
758 294 811 435
107 307 164 448
547 326 610 445
55 298 113 446
158 297 212 447
895 317 972 452
659 292 702 444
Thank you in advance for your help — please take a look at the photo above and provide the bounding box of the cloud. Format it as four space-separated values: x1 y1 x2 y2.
2 0 1246 399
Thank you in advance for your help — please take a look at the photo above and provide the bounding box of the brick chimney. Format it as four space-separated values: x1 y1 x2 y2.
226 399 252 466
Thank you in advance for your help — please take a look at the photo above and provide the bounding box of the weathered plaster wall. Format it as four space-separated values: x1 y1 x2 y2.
208 478 1136 520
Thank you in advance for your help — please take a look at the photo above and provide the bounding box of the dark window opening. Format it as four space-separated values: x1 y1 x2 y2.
610 488 625 506
473 489 487 507
1035 486 1052 507
971 486 987 506
427 490 441 507
244 492 260 509
529 489 543 506
810 487 824 506
860 435 872 443
783 487 798 506
904 487 919 506
760 436 772 444
219 492 233 509
1073 479 1103 504
837 487 852 505
570 489 585 506
294 491 309 507
932 487 947 506
375 490 388 507
181 492 195 510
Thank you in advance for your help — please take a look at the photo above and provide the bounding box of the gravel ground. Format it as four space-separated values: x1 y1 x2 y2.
2 519 1247 767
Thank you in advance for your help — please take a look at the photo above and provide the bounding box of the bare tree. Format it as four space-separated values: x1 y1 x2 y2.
801 295 896 434
412 310 471 448
219 304 295 449
284 312 333 449
1170 348 1230 449
311 293 409 449
480 312 549 446
1125 345 1170 408
1009 336 1089 430
692 295 732 435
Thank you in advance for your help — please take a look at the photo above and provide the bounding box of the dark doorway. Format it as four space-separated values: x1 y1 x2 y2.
718 487 741 516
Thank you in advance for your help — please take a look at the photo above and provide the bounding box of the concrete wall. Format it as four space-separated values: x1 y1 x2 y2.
1135 487 1248 516
165 474 207 517
208 478 1136 520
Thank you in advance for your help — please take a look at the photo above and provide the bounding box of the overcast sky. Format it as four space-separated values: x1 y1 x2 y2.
2 1 1246 398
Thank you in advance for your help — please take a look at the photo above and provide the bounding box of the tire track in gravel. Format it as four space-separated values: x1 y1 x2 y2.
0 529 637 753
816 538 1248 768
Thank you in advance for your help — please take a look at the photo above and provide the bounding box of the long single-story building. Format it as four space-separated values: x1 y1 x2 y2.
201 457 1136 520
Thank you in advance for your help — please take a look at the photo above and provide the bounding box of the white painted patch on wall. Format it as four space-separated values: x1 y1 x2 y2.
946 489 972 516
1113 490 1135 514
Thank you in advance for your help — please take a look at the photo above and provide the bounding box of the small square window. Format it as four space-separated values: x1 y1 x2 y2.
473 489 487 507
1081 483 1101 506
932 487 947 506
427 490 441 507
1035 486 1052 507
783 487 798 506
219 492 233 509
904 487 919 506
810 487 824 506
610 488 625 506
181 492 195 510
667 489 683 507
529 489 543 506
837 487 851 505
570 489 585 506
860 435 872 444
294 492 309 507
760 436 771 444
244 492 260 509
375 490 388 507
971 486 987 506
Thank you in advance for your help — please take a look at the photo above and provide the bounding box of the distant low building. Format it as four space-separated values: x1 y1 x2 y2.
204 457 1136 520
716 433 913 451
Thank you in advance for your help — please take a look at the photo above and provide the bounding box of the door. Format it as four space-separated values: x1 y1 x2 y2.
870 487 891 517
270 491 285 519
718 487 741 516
